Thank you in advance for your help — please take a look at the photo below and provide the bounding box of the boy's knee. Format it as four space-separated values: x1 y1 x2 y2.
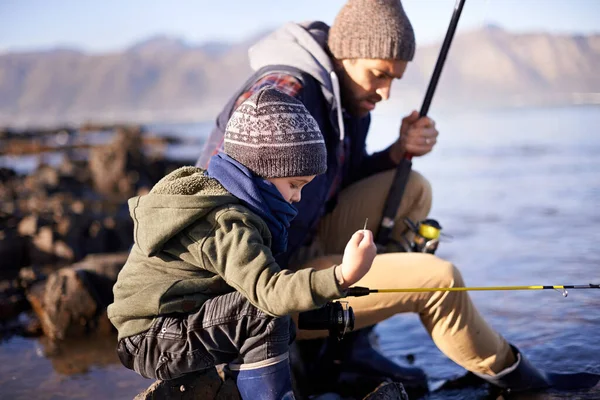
267 316 295 358
242 315 293 363
269 315 294 343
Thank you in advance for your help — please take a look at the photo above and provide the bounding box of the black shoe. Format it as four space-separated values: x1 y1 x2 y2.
476 344 600 393
337 326 429 396
290 326 430 399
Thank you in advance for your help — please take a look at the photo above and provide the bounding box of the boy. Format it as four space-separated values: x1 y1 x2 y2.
107 88 377 400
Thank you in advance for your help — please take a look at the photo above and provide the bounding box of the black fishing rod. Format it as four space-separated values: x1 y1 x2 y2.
375 0 467 247
347 283 600 297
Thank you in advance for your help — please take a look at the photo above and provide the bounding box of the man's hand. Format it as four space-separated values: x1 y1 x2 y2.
389 110 439 164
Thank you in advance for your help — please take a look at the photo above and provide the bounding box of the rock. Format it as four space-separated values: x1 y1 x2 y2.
0 279 29 321
363 382 408 400
33 225 54 254
134 369 240 400
25 252 128 339
0 167 17 183
29 225 64 265
132 373 406 400
27 268 97 340
18 266 47 287
89 128 145 200
0 230 28 274
21 312 43 337
35 164 60 188
54 239 75 261
0 200 16 216
0 311 42 339
18 215 38 236
72 252 128 286
58 157 90 186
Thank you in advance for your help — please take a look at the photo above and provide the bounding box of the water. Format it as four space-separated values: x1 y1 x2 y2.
1 106 599 399
371 105 600 399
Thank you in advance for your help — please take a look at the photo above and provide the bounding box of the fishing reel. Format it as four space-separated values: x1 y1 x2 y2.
398 218 444 254
298 301 354 340
409 218 443 254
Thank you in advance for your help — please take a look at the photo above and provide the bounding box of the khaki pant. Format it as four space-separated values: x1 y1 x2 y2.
291 169 515 376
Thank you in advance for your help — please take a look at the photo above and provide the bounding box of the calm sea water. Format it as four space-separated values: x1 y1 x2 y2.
1 106 599 399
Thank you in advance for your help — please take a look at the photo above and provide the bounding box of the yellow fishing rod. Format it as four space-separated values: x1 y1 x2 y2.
347 284 600 298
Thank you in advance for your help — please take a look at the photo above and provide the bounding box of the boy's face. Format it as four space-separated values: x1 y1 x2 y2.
268 175 316 203
336 58 408 118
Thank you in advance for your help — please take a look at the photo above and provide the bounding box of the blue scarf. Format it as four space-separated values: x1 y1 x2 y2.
207 153 298 255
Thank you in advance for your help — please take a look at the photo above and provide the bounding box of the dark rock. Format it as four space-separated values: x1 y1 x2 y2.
0 311 44 340
363 382 408 400
0 279 29 321
132 371 406 400
35 164 60 189
0 201 17 217
0 230 28 276
72 252 127 286
19 266 48 288
58 157 90 185
29 225 65 265
134 368 241 400
21 312 43 337
0 167 17 183
103 215 134 253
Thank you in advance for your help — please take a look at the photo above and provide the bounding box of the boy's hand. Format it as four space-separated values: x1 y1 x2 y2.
340 229 377 288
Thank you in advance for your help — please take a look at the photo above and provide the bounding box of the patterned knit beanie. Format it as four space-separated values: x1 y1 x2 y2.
328 0 416 61
223 87 327 178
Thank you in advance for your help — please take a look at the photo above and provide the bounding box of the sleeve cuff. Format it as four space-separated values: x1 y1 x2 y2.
334 265 346 287
311 266 347 305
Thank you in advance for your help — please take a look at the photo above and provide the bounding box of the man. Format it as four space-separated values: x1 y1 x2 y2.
197 0 567 396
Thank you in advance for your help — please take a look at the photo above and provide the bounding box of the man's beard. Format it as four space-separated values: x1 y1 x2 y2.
348 94 381 118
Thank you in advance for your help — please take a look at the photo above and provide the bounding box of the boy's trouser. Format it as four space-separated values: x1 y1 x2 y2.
117 291 293 380
290 169 516 377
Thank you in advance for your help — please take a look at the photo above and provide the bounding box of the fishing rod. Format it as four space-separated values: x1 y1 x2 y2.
300 283 599 339
376 0 467 247
347 284 600 298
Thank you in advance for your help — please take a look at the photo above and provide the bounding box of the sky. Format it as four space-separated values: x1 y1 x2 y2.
1 0 599 53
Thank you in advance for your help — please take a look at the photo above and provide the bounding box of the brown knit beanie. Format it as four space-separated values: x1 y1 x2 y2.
223 87 327 179
328 0 416 61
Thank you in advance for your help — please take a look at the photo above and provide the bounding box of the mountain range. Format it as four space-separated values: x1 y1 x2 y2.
1 25 599 128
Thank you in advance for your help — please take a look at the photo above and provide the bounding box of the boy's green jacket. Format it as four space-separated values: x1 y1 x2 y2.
107 167 345 340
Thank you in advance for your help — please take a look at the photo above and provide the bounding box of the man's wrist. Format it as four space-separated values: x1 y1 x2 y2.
389 143 405 165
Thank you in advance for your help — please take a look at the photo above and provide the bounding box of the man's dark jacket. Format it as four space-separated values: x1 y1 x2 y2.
197 21 396 265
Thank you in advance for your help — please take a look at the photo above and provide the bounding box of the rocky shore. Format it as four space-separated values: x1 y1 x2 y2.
0 124 218 398
0 125 407 399
1 124 193 334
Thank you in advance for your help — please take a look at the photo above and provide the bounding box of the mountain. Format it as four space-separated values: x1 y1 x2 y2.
402 26 600 110
0 26 598 128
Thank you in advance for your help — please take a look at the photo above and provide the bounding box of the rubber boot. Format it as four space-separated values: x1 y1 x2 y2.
474 345 549 393
232 358 295 400
475 344 600 393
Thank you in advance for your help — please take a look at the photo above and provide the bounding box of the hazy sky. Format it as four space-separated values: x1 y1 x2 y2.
1 0 599 53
